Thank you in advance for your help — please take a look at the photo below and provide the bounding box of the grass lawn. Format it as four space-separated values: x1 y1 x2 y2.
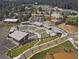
37 33 61 45
0 23 18 30
35 29 49 38
41 32 49 38
35 29 45 34
30 41 77 59
0 24 12 30
29 27 37 31
7 40 38 58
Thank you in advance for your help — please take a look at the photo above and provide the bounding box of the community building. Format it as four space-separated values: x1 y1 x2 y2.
9 31 28 44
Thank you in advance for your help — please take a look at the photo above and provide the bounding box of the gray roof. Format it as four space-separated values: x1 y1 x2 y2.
28 35 38 40
4 18 18 22
9 31 28 41
9 26 17 32
33 22 42 26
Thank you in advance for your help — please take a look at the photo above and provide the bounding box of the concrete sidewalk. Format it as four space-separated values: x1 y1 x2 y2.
13 35 68 59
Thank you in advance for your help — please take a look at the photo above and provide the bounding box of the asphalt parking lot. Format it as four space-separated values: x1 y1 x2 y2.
0 28 17 59
0 54 9 59
0 38 16 53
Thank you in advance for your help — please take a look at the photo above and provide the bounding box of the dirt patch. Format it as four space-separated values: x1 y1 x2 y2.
53 52 77 59
58 23 78 34
44 52 77 59
44 47 77 59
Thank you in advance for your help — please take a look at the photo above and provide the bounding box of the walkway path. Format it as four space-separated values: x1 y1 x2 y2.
13 25 77 59
13 35 68 59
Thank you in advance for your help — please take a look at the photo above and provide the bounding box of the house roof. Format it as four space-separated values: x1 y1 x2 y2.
33 22 42 26
50 33 56 36
9 31 28 41
48 30 56 36
9 26 17 32
51 19 61 23
43 24 51 29
4 18 18 22
51 12 61 18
